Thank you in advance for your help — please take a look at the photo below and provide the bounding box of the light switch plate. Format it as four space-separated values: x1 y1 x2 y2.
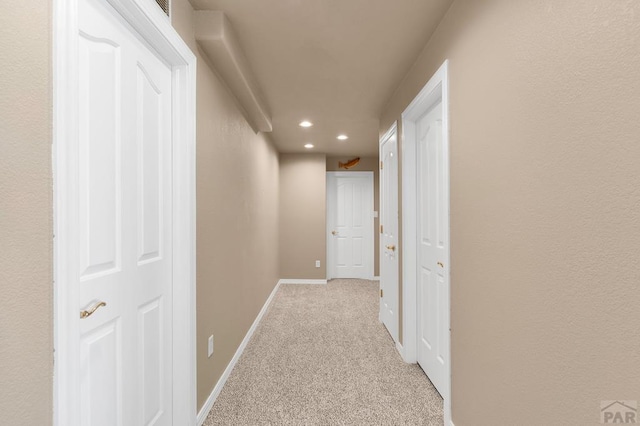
315 260 321 268
208 335 214 357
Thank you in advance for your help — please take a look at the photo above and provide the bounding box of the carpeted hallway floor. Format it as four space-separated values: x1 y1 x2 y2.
203 279 443 425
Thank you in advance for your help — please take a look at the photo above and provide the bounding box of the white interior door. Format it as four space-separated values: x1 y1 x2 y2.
416 100 448 396
379 126 399 342
74 0 173 424
327 172 374 279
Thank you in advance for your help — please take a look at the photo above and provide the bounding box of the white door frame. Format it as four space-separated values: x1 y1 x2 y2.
53 0 197 424
326 171 375 280
401 60 451 425
378 121 399 342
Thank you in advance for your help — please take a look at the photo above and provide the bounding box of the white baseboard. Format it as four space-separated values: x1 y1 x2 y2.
197 280 282 425
372 276 380 281
446 402 454 426
395 340 404 360
278 279 327 285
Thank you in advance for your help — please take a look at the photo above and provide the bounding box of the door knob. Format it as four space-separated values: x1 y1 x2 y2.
331 230 338 236
386 244 396 251
80 301 107 319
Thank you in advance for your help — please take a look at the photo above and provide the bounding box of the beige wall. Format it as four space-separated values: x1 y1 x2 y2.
0 2 53 425
381 1 640 425
279 154 327 279
172 0 280 411
326 156 380 277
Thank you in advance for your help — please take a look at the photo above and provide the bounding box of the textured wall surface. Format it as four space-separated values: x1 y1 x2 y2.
380 1 640 424
173 0 281 411
0 2 53 425
279 154 327 280
326 156 380 277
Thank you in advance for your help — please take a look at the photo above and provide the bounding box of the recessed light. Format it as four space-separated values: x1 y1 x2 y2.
304 143 314 149
337 134 349 140
299 121 313 128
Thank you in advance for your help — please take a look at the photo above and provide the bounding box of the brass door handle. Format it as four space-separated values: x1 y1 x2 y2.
437 262 444 268
386 245 396 251
331 230 338 236
80 301 107 319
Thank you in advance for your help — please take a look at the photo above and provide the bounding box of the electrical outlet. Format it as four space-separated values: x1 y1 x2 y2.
315 260 321 268
208 335 214 358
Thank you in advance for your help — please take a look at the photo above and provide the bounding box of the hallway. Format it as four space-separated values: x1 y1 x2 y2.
5 1 640 424
204 280 443 425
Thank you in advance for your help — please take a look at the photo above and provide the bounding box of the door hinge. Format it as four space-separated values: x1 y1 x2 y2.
380 289 383 298
380 225 383 234
380 161 383 170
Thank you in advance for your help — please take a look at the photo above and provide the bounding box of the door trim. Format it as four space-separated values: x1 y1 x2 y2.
326 171 375 280
53 0 197 424
400 60 451 425
378 121 399 342
380 121 398 147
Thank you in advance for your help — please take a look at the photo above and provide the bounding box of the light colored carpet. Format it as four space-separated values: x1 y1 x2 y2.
203 279 443 425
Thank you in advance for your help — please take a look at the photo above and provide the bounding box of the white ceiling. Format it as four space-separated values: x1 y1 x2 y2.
189 0 453 156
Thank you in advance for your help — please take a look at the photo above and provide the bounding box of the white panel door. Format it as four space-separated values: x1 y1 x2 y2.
416 100 448 396
379 129 399 342
327 172 374 279
76 0 173 424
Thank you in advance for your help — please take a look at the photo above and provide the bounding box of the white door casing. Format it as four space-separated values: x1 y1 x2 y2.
401 60 451 425
54 0 197 424
326 172 374 280
379 123 399 343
